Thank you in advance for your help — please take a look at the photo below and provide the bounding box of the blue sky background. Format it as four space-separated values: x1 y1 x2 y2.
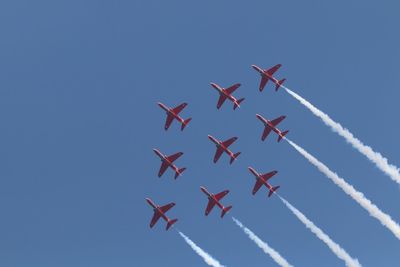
0 0 399 266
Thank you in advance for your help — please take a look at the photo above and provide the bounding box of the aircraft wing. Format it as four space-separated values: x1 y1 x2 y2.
270 116 286 127
217 95 228 109
158 162 169 177
167 152 183 162
164 114 175 130
150 212 161 228
160 202 175 213
265 64 282 75
261 171 277 181
205 200 217 216
259 76 269 92
222 137 238 148
261 127 272 141
225 83 241 95
252 180 263 195
172 102 188 114
213 147 224 163
214 190 229 200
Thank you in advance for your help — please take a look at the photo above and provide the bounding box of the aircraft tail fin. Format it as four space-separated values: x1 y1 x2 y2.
174 167 186 179
181 118 192 131
166 218 178 230
268 186 280 197
275 78 286 91
233 98 245 110
277 130 289 142
230 152 241 164
221 206 232 218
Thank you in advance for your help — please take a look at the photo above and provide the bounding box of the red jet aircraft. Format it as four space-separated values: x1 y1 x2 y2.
256 114 289 142
208 135 241 164
153 148 186 179
158 102 192 131
248 167 280 197
210 82 245 110
146 198 178 230
252 64 286 92
200 186 232 218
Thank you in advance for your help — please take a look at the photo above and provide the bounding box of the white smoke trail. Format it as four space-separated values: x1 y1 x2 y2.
278 196 361 267
232 217 293 267
283 86 400 185
178 231 226 267
286 138 400 240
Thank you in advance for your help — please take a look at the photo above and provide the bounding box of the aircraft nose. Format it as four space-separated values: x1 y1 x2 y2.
157 102 167 109
210 82 219 89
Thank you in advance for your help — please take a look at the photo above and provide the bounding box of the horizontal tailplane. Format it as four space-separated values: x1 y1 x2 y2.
268 186 280 197
166 218 178 230
277 130 289 142
181 118 192 131
275 78 286 91
221 206 232 218
174 167 187 179
230 152 241 164
233 98 245 110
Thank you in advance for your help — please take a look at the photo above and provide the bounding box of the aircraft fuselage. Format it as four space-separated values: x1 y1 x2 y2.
257 115 283 136
157 102 184 123
146 198 169 222
252 65 279 84
153 149 178 173
200 187 224 209
211 83 237 103
248 167 275 190
208 135 233 157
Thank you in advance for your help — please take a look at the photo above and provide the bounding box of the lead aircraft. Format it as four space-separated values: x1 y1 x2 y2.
200 186 232 218
210 82 245 110
153 148 186 179
252 64 286 92
256 114 289 142
208 135 241 164
248 167 280 197
158 102 192 131
146 198 178 230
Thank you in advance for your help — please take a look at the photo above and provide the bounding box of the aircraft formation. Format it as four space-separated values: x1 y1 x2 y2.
147 64 286 230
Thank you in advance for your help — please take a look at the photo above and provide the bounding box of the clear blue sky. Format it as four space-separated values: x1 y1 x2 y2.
0 1 399 266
